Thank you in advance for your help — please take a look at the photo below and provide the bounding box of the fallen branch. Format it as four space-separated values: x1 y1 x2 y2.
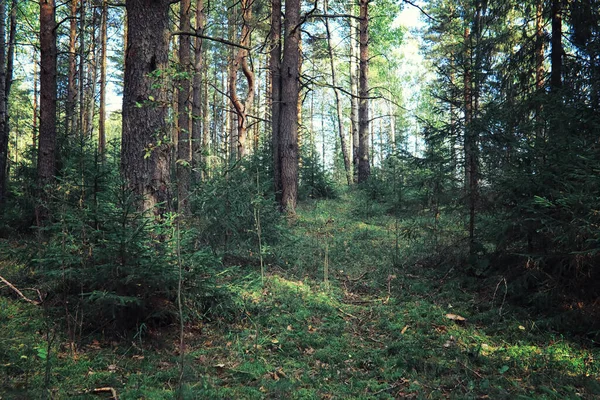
337 307 359 320
0 275 41 305
77 387 119 399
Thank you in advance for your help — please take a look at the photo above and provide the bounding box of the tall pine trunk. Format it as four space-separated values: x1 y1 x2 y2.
37 0 58 222
122 0 171 213
357 0 370 183
98 0 108 156
270 0 282 199
279 0 301 212
0 1 7 203
550 0 562 91
38 0 58 187
192 0 206 181
67 0 78 137
324 0 352 186
177 0 192 214
349 6 359 183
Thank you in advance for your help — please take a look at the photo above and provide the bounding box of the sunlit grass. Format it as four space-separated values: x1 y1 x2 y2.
2 193 600 398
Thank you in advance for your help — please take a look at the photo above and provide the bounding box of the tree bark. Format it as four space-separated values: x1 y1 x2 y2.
98 0 108 156
278 0 301 212
1 0 17 202
84 7 98 139
550 0 562 91
67 0 78 137
177 0 192 214
33 59 38 152
122 0 172 214
79 0 86 139
270 0 282 199
324 0 352 186
357 0 370 183
192 0 205 182
229 0 255 159
38 0 58 188
535 0 544 91
0 1 7 203
349 4 359 183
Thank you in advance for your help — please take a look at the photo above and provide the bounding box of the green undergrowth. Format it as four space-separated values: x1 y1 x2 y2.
2 192 600 398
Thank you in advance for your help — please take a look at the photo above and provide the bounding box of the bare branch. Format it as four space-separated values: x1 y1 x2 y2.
0 275 42 305
171 31 249 50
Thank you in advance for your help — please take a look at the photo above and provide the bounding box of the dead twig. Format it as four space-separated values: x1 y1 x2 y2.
77 387 119 399
337 307 359 320
345 270 372 282
0 275 42 305
459 361 484 379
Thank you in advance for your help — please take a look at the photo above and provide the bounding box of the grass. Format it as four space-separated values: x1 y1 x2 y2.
1 191 600 399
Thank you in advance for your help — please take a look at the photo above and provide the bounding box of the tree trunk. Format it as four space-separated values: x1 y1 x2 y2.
357 0 370 183
1 0 17 201
192 0 205 182
229 0 254 159
550 0 562 91
278 0 301 212
463 24 477 251
79 0 86 139
67 0 78 137
33 59 38 152
84 8 98 139
324 0 352 186
227 5 237 161
177 0 192 214
38 0 58 187
349 3 359 183
535 0 544 91
0 1 7 203
122 0 171 214
98 0 108 156
270 0 282 199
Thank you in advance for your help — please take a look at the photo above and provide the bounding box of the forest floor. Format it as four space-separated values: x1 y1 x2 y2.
2 192 600 399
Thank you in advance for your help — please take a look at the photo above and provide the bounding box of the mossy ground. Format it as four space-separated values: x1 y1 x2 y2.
2 192 599 399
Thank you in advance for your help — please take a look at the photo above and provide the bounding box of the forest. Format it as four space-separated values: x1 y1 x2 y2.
0 0 599 398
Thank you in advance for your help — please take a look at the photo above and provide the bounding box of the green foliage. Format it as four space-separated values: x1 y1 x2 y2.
298 147 338 201
191 156 282 257
3 141 220 335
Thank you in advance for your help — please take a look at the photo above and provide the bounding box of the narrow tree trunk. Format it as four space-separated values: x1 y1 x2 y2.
357 0 370 183
177 0 192 214
349 4 359 183
227 4 237 161
535 0 544 91
229 0 254 159
0 0 17 202
463 24 477 251
67 0 78 137
550 0 562 91
324 0 352 186
270 0 282 198
83 8 98 138
535 0 544 144
98 0 108 156
192 0 205 182
33 59 38 152
279 0 301 212
37 0 58 222
0 1 7 203
202 62 210 176
463 27 473 191
79 0 86 139
122 0 171 213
